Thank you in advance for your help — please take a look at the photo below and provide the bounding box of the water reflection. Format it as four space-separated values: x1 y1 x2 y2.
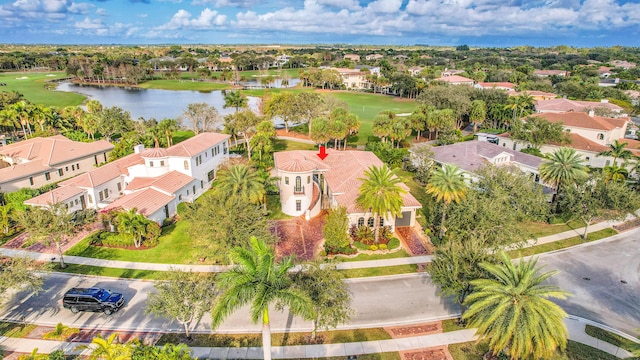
55 82 262 121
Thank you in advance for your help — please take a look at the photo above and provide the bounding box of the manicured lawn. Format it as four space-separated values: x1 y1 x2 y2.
137 79 231 91
396 169 435 229
336 249 412 262
272 139 317 151
54 264 170 280
157 327 391 347
521 219 586 238
585 325 640 354
0 71 84 107
329 92 418 144
448 340 624 360
65 221 212 264
340 264 418 278
172 130 195 144
508 228 618 258
0 322 37 338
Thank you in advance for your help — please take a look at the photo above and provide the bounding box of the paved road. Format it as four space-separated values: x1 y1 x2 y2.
537 228 640 336
0 272 459 334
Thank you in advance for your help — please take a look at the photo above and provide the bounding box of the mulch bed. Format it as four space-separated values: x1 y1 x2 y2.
273 212 326 261
395 227 431 256
1 222 103 254
613 218 640 232
385 322 442 338
401 346 453 360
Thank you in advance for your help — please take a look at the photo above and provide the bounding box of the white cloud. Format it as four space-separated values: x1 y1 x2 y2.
366 0 402 13
95 7 106 15
191 0 259 7
316 0 361 10
75 17 104 29
155 8 227 30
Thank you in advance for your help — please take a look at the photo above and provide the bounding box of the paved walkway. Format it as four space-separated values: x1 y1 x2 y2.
0 218 630 272
0 317 636 359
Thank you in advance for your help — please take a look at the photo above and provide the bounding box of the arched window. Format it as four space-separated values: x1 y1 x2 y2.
184 160 189 170
597 133 604 140
367 217 374 227
358 217 365 227
295 176 302 193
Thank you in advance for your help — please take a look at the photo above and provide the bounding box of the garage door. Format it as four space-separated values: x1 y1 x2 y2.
395 211 412 227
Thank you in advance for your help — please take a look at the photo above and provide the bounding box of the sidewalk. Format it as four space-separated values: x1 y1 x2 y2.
0 317 635 359
0 218 630 272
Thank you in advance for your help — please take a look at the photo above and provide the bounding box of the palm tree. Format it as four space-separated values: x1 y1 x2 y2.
598 139 634 166
157 118 180 147
356 165 406 244
223 90 249 112
77 333 133 360
211 237 314 360
603 164 629 183
504 92 534 126
426 164 468 238
539 147 589 194
116 208 148 248
463 251 570 360
215 164 265 205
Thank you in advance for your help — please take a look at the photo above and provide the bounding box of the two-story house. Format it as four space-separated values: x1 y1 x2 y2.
273 149 422 230
0 135 113 193
25 132 230 224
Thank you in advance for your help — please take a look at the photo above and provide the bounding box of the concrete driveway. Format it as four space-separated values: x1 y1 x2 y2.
536 228 640 336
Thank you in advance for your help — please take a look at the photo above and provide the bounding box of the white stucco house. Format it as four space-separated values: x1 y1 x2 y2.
496 112 635 168
273 149 422 230
25 132 230 224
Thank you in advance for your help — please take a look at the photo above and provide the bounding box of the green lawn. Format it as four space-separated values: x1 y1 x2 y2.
340 264 418 278
0 71 84 107
272 138 317 151
65 222 212 264
172 130 196 144
55 264 170 280
0 322 37 338
448 340 625 360
521 219 586 238
508 228 618 258
585 325 640 355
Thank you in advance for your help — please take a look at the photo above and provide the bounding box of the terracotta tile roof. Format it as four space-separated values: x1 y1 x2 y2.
511 90 557 98
0 161 52 182
0 135 113 165
166 132 230 157
535 98 623 113
102 188 174 217
126 171 194 194
561 133 610 153
533 70 568 76
431 140 543 173
25 186 84 206
60 153 143 188
274 149 421 213
434 75 474 83
530 112 628 131
619 138 640 156
141 148 169 158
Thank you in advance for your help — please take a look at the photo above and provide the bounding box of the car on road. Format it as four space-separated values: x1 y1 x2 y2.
62 288 125 315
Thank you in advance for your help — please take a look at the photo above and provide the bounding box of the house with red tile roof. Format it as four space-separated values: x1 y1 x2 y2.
474 82 516 92
533 70 569 77
495 112 632 168
510 90 557 101
535 98 625 116
273 149 422 229
26 132 230 224
433 75 474 86
0 135 113 193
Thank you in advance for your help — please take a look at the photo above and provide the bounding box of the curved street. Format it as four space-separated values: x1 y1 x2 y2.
0 228 638 337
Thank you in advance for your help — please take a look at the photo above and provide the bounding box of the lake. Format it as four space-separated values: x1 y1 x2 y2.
55 82 263 121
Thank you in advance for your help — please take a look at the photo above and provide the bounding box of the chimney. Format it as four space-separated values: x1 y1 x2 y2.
588 110 595 117
133 144 144 154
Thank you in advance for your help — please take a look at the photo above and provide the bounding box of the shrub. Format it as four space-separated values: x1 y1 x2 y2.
176 202 189 215
378 226 392 243
144 221 161 247
48 350 65 360
369 245 378 251
387 237 400 250
73 209 96 226
379 244 387 250
353 241 370 251
351 225 374 244
162 217 175 227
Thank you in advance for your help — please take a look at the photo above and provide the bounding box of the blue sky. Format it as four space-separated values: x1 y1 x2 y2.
0 0 639 46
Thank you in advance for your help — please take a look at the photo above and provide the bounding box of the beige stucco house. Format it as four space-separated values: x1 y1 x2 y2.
273 149 422 230
0 135 113 193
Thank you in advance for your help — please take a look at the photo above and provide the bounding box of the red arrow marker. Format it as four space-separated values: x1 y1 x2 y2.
317 145 328 160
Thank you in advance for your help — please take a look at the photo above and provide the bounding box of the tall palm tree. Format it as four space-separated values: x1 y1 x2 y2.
426 164 468 238
504 92 534 125
223 90 249 112
356 165 406 244
157 118 180 147
463 251 570 360
603 164 629 183
215 164 265 205
211 237 313 360
539 147 589 194
598 139 634 166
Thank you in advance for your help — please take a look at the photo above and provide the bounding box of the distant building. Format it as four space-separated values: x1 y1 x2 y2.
510 90 557 101
343 54 361 62
365 54 384 61
0 135 113 193
331 67 371 90
535 98 625 116
433 75 474 86
441 69 466 77
533 70 569 77
474 82 516 92
26 132 230 224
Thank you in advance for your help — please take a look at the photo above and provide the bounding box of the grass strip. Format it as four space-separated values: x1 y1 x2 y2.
585 325 640 354
0 322 37 338
54 264 170 280
448 340 624 360
340 264 418 278
336 249 412 262
157 327 391 347
442 319 465 333
508 228 618 258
